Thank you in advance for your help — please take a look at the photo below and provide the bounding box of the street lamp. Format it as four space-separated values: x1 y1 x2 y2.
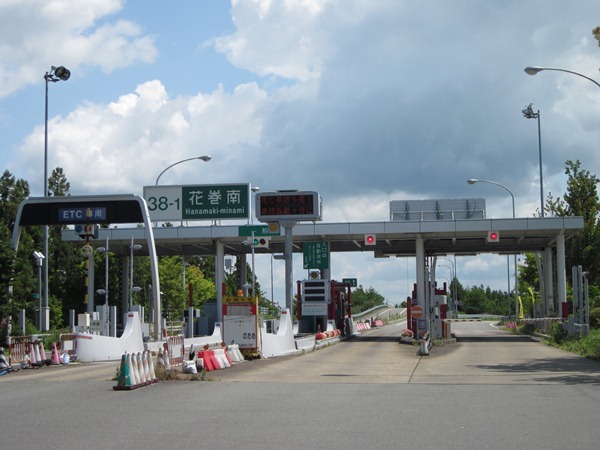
32 251 44 329
467 178 519 318
437 256 457 314
524 66 600 89
250 186 260 224
521 103 544 217
129 237 142 311
96 237 110 308
155 155 212 185
42 65 70 332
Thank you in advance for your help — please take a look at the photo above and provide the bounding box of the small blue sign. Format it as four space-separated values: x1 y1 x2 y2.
58 207 107 223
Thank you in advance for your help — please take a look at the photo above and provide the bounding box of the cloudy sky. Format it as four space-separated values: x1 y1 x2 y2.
1 0 599 307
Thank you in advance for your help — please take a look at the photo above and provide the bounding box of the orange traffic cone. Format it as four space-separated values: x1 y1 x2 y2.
50 342 60 365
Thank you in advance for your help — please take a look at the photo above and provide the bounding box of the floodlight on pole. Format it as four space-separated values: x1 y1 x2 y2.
42 65 70 332
155 155 212 185
520 104 544 217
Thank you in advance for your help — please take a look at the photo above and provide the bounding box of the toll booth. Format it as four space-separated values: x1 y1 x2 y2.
296 279 352 335
408 282 448 339
222 295 260 356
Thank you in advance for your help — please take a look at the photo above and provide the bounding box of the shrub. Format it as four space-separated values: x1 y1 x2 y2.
548 322 568 344
516 321 535 335
589 307 600 328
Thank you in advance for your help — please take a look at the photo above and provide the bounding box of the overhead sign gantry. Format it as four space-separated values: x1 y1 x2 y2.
11 194 163 340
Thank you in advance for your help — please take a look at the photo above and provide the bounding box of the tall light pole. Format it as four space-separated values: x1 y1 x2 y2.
467 178 519 318
43 65 70 331
523 66 600 214
32 251 44 329
155 155 211 185
521 103 543 217
250 186 260 224
129 237 142 311
437 256 457 314
96 237 110 307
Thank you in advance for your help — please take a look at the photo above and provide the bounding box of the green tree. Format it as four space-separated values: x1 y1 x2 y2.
0 170 37 338
46 168 83 326
351 286 385 313
547 160 600 285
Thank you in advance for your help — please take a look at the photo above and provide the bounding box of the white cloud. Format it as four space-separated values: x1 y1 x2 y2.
216 0 334 80
0 0 157 98
19 80 269 194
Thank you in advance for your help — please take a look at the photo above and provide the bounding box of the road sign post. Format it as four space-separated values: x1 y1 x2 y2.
342 278 357 287
411 305 424 318
303 242 329 270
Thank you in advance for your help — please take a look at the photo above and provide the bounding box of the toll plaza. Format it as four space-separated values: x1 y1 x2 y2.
11 193 584 360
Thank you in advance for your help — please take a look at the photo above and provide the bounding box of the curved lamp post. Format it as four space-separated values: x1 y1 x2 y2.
467 178 519 318
129 237 142 311
524 66 600 89
42 65 70 331
155 155 211 185
437 256 457 314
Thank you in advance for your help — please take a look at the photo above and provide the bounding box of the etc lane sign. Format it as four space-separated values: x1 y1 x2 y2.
58 207 107 223
143 184 250 222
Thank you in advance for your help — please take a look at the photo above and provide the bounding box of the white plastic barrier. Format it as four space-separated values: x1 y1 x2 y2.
214 348 231 368
182 322 223 353
294 335 316 352
77 312 144 362
227 344 244 362
261 309 302 358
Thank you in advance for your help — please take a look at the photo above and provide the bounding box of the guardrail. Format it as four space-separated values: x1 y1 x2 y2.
352 304 392 320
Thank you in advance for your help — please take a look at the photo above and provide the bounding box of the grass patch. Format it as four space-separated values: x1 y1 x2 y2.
546 328 600 360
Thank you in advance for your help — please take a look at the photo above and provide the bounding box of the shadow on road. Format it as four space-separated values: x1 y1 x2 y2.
457 335 534 343
348 335 402 343
471 357 600 385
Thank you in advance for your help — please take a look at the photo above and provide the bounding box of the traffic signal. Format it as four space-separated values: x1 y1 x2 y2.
75 224 98 239
253 236 270 248
487 231 500 243
364 234 376 245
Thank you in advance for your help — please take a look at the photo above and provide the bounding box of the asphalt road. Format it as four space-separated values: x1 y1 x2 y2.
2 321 600 449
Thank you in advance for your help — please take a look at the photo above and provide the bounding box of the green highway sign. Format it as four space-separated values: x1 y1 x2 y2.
303 241 329 270
238 224 280 237
143 184 250 222
182 184 249 220
342 278 357 287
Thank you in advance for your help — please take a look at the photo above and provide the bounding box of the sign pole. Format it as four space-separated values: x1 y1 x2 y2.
281 221 297 316
251 231 256 295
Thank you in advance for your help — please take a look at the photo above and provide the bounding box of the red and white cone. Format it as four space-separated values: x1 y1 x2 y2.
50 342 60 365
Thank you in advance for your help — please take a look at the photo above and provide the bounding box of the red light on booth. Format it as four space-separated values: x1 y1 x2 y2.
364 234 376 245
487 231 500 243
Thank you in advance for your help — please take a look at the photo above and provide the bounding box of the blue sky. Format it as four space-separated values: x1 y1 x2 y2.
1 0 599 306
